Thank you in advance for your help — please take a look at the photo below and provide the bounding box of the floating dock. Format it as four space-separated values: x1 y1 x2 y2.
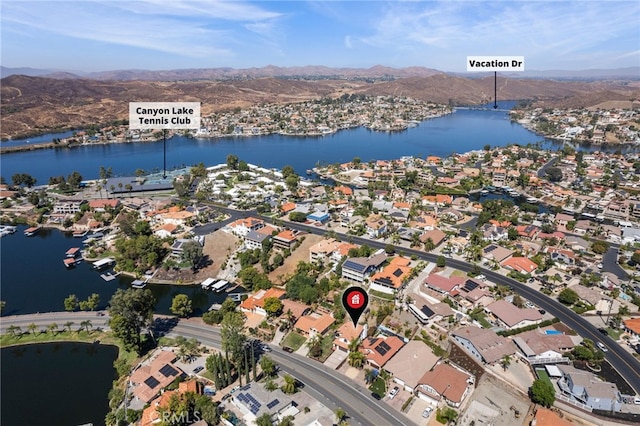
63 257 82 268
100 271 121 281
131 279 146 289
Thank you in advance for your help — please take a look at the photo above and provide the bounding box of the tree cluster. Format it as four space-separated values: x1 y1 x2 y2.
108 288 156 354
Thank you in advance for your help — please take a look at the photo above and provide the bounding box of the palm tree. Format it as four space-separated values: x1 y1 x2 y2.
348 350 366 368
6 325 21 336
335 407 347 424
281 374 297 394
501 355 512 371
27 322 38 335
47 323 59 335
80 320 92 333
64 321 74 333
347 337 360 353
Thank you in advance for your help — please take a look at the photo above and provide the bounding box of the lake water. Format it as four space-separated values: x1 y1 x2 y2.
0 342 118 426
1 102 562 183
0 226 233 315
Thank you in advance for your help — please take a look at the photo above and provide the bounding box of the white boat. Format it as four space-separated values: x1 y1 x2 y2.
526 197 538 203
131 280 146 289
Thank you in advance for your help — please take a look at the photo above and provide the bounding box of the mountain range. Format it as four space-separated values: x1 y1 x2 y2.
1 67 639 140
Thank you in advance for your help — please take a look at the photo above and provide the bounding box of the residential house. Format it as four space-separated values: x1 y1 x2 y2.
484 300 542 330
332 322 367 353
88 199 119 212
452 326 517 364
294 312 335 337
409 301 454 324
482 244 514 264
557 365 622 411
369 257 413 294
365 214 387 238
420 229 447 247
309 238 341 263
239 288 286 316
53 199 86 215
139 380 202 426
361 335 405 369
423 273 465 296
341 252 387 283
545 247 577 266
273 230 298 250
623 318 640 340
416 363 473 407
384 341 440 392
245 229 271 250
155 223 178 239
512 329 575 364
500 256 539 274
130 351 184 404
230 382 297 425
228 217 265 238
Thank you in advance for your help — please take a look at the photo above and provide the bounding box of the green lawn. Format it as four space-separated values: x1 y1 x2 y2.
535 368 552 386
369 377 386 398
606 327 623 340
281 331 306 351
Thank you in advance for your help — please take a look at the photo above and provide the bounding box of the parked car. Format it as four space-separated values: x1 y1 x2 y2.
193 366 204 374
598 327 608 336
283 346 293 353
422 407 433 418
388 386 399 399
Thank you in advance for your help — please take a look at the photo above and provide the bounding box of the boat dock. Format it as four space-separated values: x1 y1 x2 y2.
63 257 82 268
0 225 17 237
72 230 89 238
201 278 217 290
212 280 229 293
24 226 41 237
65 247 81 258
100 271 121 281
93 257 115 270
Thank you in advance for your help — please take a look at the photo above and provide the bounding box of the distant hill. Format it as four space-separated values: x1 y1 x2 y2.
1 73 638 139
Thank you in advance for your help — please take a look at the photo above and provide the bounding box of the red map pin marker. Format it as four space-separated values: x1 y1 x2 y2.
342 286 369 327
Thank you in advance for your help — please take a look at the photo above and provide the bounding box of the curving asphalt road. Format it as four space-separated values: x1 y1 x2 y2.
0 312 413 426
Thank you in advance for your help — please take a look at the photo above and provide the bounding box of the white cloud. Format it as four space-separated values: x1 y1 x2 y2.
1 0 283 58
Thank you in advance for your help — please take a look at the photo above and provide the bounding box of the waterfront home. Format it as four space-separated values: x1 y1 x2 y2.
52 199 86 215
416 363 473 407
130 350 184 404
139 380 202 426
88 199 119 212
230 382 297 425
239 288 286 317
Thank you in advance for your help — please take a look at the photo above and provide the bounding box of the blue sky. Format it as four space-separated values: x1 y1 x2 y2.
1 0 638 72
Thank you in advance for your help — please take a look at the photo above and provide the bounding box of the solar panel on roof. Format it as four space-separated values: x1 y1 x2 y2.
380 341 391 351
343 260 367 272
375 346 388 356
144 376 160 389
484 245 497 253
267 399 280 409
392 268 403 277
420 305 435 318
464 280 479 292
159 364 178 377
240 384 250 391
